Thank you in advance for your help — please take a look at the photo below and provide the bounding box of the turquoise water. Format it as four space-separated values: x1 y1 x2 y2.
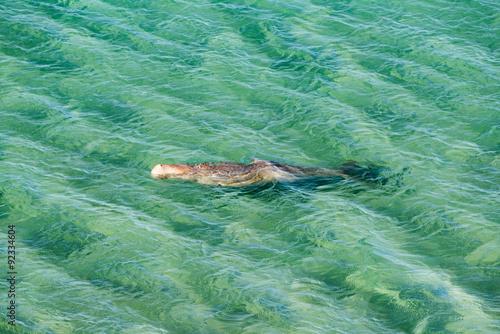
1 0 499 332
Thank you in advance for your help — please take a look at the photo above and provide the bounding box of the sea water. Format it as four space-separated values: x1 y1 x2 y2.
0 0 499 333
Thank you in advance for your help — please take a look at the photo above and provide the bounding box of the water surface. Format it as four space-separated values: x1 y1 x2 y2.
0 0 499 333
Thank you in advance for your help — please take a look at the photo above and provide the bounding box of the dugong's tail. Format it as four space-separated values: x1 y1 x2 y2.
339 161 388 184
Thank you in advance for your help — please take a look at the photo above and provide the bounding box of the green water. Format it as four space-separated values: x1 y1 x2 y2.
1 0 499 333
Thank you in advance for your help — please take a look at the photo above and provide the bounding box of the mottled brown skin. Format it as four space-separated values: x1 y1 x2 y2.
151 159 349 187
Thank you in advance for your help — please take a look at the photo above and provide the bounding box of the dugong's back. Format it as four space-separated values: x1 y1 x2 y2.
186 160 288 186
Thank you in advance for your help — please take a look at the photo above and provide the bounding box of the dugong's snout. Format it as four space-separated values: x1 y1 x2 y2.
151 163 192 179
151 164 166 179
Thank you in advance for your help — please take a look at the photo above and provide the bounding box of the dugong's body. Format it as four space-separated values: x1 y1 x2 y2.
151 159 351 187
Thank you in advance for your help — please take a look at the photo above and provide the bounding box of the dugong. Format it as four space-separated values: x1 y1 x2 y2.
151 159 362 187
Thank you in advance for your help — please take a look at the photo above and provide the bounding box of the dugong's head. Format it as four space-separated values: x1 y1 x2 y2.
151 164 192 179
